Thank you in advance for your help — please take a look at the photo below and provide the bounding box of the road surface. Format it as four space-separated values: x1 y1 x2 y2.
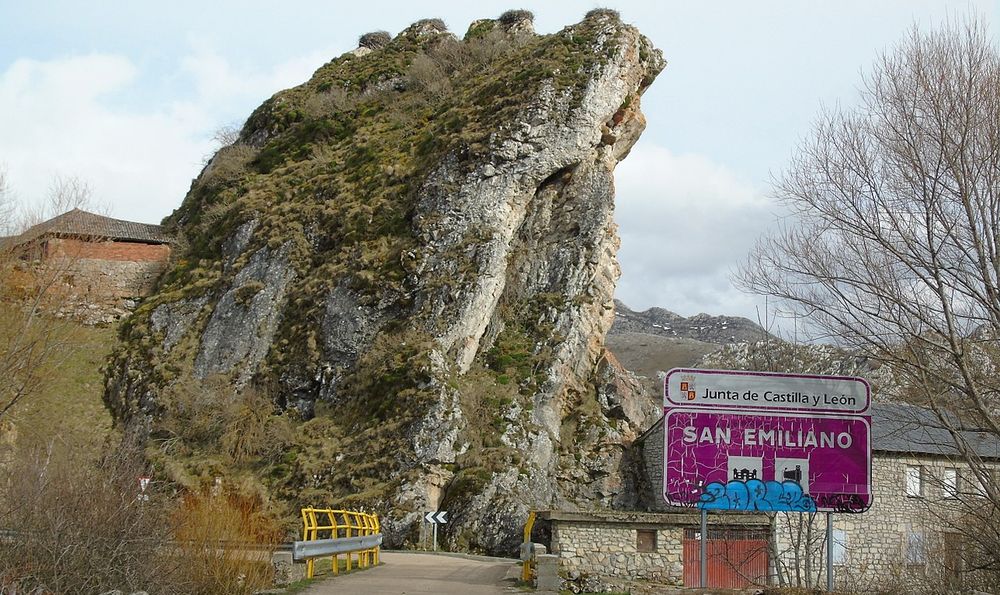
299 551 522 594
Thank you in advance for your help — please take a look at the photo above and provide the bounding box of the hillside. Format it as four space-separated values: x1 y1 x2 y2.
104 10 664 554
0 306 116 460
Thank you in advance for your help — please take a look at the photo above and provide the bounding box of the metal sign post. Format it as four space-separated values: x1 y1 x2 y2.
424 511 448 551
826 512 833 591
700 509 707 588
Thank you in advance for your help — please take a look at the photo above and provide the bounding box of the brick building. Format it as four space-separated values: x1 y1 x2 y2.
4 209 173 319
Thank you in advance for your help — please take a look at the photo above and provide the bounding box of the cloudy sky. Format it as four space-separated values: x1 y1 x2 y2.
1 1 996 324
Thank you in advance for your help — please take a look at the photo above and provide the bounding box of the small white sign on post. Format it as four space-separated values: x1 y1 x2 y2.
138 476 151 502
424 511 448 551
424 511 448 524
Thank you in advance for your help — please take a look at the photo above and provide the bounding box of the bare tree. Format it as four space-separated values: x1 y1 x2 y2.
736 19 1000 581
13 174 105 231
0 167 15 237
0 174 98 423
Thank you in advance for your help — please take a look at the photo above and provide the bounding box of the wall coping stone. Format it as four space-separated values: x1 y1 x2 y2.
539 509 769 527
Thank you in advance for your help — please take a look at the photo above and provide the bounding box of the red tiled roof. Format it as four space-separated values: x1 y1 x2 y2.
12 208 173 245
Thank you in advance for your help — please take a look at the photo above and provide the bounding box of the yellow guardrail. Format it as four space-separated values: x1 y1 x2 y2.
300 508 381 579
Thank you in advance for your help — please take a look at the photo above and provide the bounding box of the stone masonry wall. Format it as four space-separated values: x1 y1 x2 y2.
817 454 997 590
550 521 684 586
9 237 175 324
639 418 668 511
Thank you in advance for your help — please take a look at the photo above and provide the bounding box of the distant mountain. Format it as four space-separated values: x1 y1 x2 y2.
609 299 774 344
604 332 719 401
606 301 899 410
605 300 775 404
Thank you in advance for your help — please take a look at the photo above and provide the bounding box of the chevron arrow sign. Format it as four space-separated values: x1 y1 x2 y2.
424 511 448 524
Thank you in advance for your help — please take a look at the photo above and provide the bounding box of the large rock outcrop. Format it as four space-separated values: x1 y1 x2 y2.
104 10 663 554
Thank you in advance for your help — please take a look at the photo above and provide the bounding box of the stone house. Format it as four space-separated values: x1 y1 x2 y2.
536 508 770 591
3 208 172 320
822 403 1000 591
535 402 1000 591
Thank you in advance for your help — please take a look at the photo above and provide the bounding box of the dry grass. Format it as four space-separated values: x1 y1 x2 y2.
172 489 284 595
0 306 116 458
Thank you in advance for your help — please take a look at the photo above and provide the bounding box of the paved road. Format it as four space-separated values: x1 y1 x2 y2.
299 551 521 594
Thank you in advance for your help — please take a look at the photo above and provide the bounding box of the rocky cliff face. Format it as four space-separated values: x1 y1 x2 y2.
104 10 663 554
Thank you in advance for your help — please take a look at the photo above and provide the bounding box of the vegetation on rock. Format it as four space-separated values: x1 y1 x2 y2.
104 11 664 553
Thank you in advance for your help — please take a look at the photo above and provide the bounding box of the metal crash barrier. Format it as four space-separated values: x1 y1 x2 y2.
295 508 382 579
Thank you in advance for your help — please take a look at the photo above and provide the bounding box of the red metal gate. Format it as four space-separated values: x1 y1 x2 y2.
682 527 769 588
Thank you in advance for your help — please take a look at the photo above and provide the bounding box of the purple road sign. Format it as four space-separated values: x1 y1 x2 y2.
664 408 872 513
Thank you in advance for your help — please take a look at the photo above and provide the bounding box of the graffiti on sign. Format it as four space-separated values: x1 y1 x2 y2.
698 479 817 512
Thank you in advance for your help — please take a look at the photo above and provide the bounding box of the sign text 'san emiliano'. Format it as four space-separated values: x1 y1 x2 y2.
663 368 872 513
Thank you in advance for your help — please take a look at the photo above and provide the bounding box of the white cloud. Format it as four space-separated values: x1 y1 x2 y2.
613 143 782 323
0 44 342 226
0 53 211 224
179 40 341 111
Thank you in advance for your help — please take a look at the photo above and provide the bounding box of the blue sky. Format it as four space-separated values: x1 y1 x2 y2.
1 1 996 324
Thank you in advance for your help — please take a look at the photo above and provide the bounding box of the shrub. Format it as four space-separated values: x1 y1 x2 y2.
0 439 288 594
359 31 391 50
200 143 258 189
172 488 283 595
155 377 293 467
0 442 181 594
303 86 361 118
406 53 453 101
585 8 620 20
498 9 534 27
412 18 447 33
220 386 294 465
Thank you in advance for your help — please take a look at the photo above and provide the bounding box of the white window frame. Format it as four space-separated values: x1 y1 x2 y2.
942 467 959 499
906 465 923 497
906 528 927 566
832 528 848 566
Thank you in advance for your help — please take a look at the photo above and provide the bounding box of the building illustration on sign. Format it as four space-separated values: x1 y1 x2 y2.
663 368 873 513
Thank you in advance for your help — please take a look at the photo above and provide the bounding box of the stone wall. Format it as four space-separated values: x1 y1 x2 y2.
638 418 668 511
817 454 996 590
5 236 174 324
553 521 683 585
541 509 768 591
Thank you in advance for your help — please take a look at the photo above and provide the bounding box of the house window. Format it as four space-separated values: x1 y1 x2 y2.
905 465 923 497
942 468 959 499
943 532 964 588
906 529 927 566
832 529 847 566
637 529 657 553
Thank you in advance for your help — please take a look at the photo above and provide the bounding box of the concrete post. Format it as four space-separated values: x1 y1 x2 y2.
271 550 306 585
535 553 561 591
